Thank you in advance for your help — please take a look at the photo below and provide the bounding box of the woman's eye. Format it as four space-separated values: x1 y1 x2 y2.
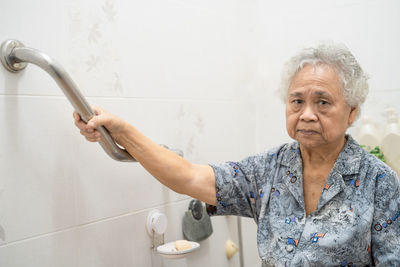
292 99 303 104
319 100 329 105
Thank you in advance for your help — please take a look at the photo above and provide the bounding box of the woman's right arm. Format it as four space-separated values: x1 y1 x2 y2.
73 107 217 205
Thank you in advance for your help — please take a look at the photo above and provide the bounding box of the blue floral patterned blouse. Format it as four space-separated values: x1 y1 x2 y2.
206 135 400 266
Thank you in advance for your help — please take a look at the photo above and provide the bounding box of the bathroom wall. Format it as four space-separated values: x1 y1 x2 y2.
0 1 258 266
1 1 399 267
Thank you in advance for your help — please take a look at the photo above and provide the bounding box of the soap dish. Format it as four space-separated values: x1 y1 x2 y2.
156 241 200 259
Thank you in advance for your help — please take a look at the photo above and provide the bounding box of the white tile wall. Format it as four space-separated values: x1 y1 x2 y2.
1 0 399 266
0 95 255 246
1 0 258 264
0 200 242 267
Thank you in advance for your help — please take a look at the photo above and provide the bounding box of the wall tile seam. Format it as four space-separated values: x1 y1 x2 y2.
0 197 193 248
0 93 257 104
5 89 399 100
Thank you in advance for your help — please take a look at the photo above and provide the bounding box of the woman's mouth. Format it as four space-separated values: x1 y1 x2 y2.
297 129 318 135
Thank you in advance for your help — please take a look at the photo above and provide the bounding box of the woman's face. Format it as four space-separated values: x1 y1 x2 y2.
285 64 358 149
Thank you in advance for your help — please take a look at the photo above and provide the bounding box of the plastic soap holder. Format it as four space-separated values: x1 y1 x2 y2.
146 209 167 250
146 210 200 259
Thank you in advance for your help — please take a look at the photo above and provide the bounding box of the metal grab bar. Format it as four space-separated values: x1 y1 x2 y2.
1 39 136 161
1 39 183 162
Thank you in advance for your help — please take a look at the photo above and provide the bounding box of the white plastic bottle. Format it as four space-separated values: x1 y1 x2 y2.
381 108 400 176
356 116 380 151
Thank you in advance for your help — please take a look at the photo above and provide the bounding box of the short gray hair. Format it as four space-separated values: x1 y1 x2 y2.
279 42 369 112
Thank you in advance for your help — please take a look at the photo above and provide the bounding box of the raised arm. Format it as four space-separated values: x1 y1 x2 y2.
73 107 217 205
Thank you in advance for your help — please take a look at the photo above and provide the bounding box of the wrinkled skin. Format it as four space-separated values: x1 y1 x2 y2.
286 64 358 154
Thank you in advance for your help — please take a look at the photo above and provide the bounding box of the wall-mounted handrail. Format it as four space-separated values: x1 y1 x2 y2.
0 39 183 162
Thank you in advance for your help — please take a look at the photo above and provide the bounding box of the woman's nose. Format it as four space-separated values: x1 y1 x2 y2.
299 105 318 122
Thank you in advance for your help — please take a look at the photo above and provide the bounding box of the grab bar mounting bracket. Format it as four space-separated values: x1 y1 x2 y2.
0 39 27 72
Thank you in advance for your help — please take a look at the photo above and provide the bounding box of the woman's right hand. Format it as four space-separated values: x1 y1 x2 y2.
73 106 127 143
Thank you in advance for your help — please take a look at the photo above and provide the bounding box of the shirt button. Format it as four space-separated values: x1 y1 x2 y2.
285 245 294 252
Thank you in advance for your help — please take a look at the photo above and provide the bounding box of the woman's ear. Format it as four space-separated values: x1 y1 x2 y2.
348 106 358 126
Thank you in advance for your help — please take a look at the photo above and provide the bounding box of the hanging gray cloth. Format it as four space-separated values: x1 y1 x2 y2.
182 200 213 242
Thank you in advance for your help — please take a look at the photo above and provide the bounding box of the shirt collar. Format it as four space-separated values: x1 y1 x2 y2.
331 135 362 176
281 134 362 176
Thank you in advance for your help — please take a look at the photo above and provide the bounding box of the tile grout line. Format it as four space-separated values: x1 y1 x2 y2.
0 93 256 104
0 197 191 248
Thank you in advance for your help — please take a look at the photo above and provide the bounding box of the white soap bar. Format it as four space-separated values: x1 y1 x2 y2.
174 240 192 251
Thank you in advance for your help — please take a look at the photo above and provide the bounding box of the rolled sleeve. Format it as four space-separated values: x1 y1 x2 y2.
205 149 279 222
206 161 258 219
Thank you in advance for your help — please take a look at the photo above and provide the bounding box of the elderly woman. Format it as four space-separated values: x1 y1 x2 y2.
74 43 400 266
